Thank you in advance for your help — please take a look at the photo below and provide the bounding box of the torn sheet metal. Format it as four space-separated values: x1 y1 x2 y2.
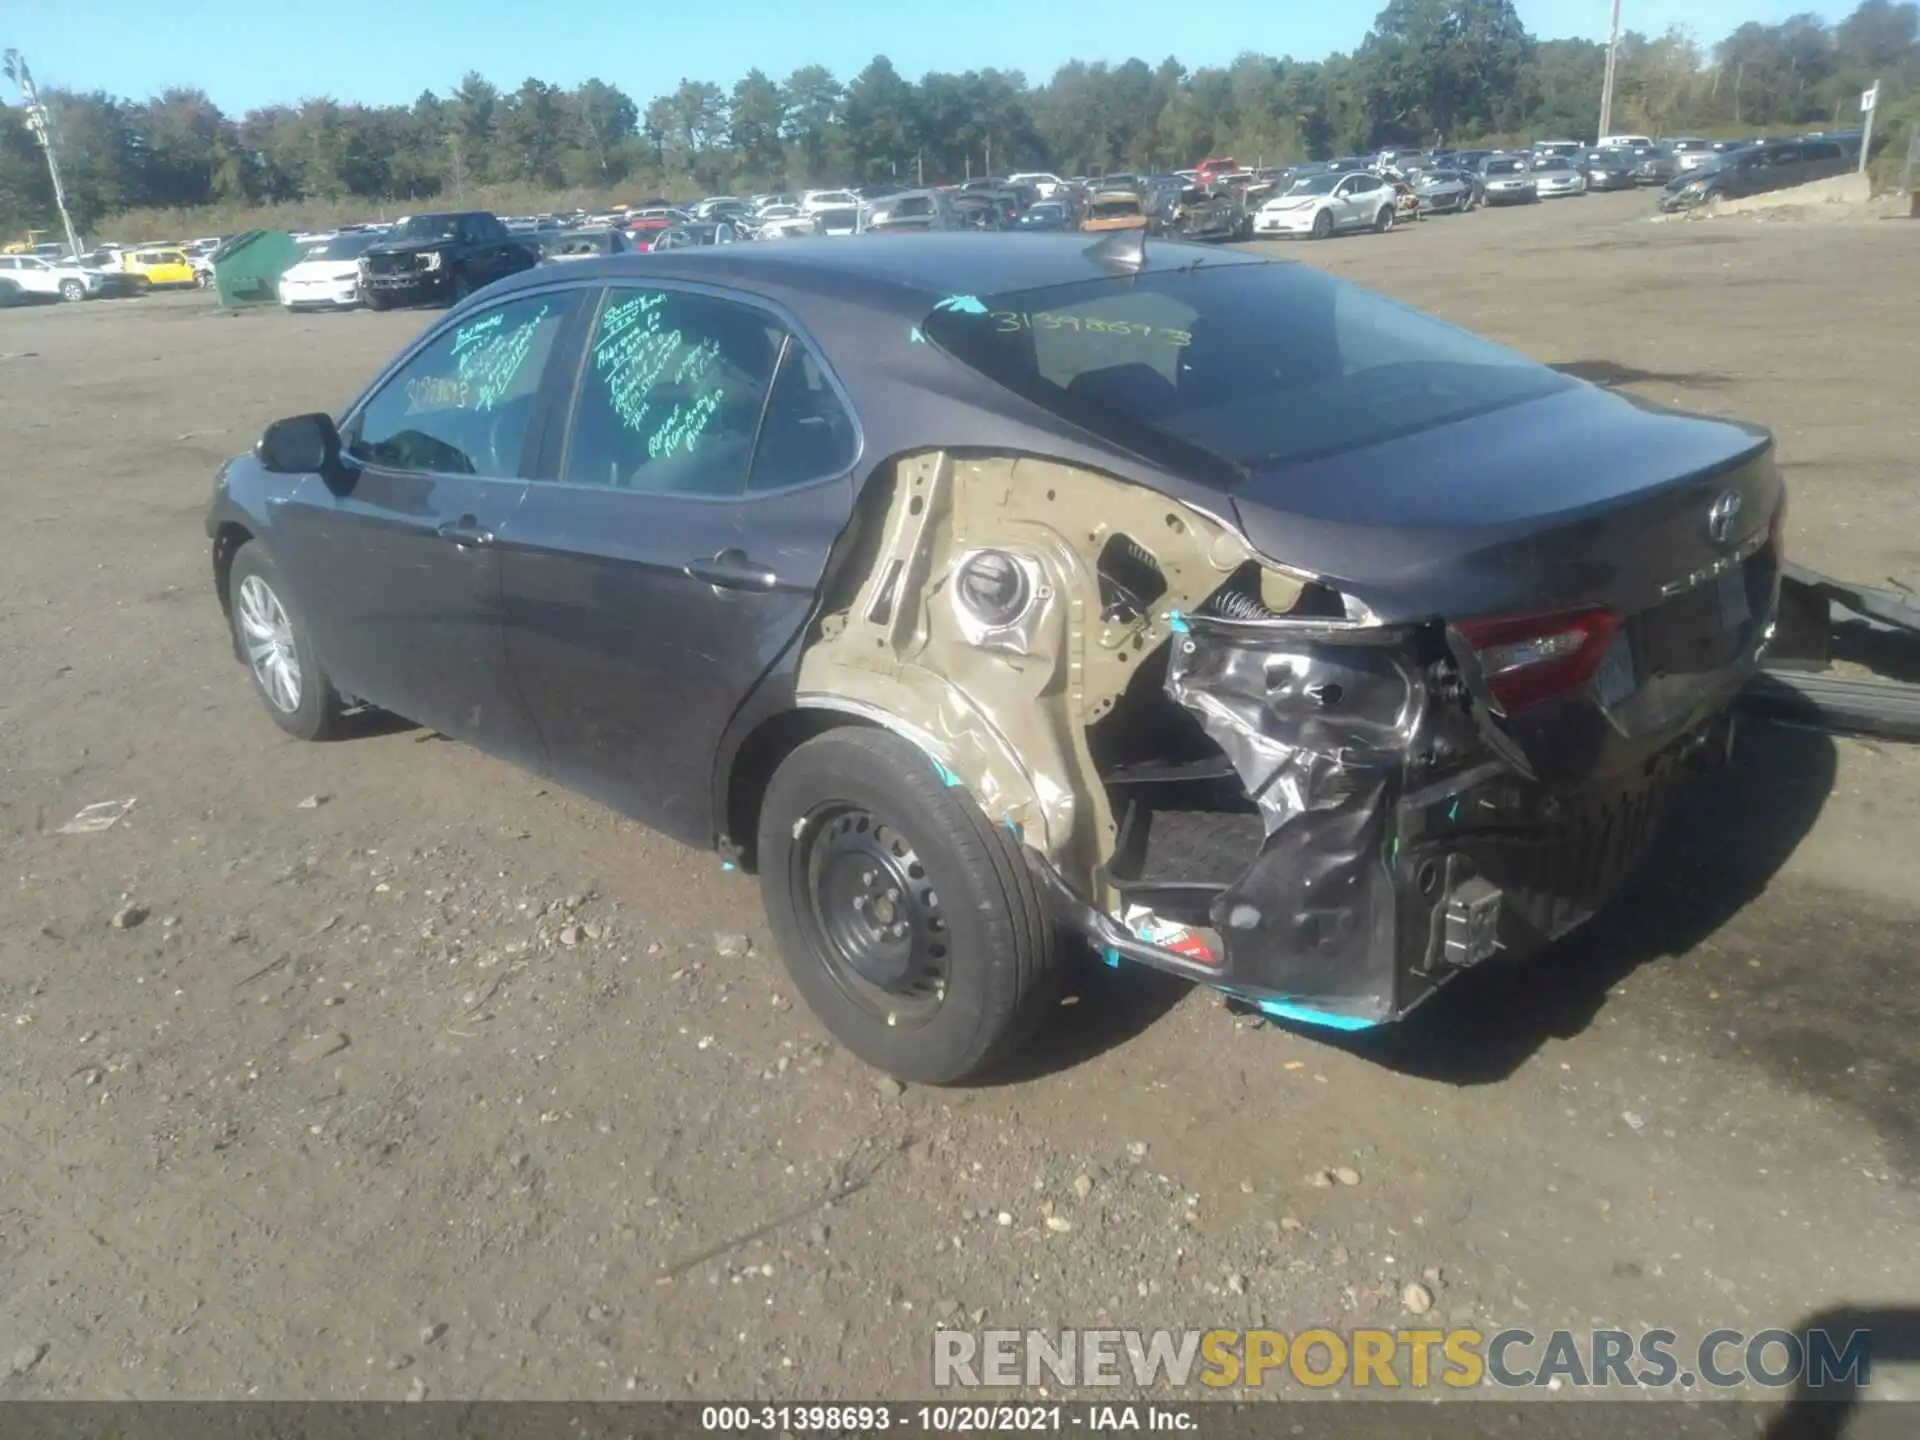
796 450 1295 897
1158 615 1477 1024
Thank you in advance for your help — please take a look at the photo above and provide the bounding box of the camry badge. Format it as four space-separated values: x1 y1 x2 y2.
1706 490 1743 546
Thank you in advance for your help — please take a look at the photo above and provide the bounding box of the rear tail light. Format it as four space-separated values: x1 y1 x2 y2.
1456 605 1621 713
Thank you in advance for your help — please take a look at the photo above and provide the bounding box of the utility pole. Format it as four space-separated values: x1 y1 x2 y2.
1596 0 1622 140
3 50 85 259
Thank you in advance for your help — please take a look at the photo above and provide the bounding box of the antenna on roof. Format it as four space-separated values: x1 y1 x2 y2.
1084 226 1147 274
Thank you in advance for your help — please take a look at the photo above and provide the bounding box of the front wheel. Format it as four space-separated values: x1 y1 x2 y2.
757 728 1060 1085
227 544 345 741
364 290 390 311
1310 208 1334 240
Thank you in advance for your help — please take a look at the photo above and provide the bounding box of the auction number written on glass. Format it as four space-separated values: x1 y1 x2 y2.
988 311 1192 345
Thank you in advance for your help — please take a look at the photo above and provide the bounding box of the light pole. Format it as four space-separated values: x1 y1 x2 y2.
1597 0 1622 140
3 49 85 259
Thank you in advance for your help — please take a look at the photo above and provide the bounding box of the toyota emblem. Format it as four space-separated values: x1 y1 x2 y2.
1706 490 1743 546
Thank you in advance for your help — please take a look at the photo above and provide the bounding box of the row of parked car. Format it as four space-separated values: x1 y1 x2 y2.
0 235 224 305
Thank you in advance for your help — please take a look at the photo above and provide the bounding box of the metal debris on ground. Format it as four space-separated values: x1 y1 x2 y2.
60 798 136 834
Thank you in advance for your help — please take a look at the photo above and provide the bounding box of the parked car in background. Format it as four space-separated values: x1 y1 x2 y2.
1665 138 1718 172
863 189 963 233
209 238 1782 1082
1660 137 1853 212
1005 172 1066 199
1531 156 1588 198
1581 149 1640 191
1531 139 1584 160
1013 200 1076 232
538 228 634 264
750 205 824 240
0 252 116 303
1598 132 1656 150
119 247 199 291
1080 188 1150 233
1478 155 1538 204
278 231 387 310
1413 168 1478 213
1253 170 1398 238
358 211 539 309
1630 146 1680 185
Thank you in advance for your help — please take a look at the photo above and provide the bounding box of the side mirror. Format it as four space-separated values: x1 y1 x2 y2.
257 412 342 476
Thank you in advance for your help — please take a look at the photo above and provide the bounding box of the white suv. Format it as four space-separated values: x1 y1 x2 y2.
0 253 110 304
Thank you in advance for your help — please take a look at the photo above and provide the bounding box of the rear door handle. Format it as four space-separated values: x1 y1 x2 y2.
684 548 778 591
437 514 495 548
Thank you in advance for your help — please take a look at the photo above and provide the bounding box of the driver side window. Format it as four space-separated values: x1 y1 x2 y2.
345 291 576 477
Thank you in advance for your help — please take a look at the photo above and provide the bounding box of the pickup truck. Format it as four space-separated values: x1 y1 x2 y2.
357 211 539 309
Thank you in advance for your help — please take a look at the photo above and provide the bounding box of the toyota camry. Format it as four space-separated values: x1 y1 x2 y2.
207 234 1784 1083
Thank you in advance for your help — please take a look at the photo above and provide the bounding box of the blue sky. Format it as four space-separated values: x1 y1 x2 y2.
7 0 1856 113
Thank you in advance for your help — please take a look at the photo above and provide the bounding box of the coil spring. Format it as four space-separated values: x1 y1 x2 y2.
1204 585 1281 622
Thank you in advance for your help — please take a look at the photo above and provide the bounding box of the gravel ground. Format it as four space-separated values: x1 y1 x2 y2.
1 189 1916 1404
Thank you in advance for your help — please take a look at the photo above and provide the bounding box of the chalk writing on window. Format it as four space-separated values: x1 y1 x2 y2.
593 293 683 434
451 312 505 357
457 304 550 412
648 389 724 460
987 310 1191 345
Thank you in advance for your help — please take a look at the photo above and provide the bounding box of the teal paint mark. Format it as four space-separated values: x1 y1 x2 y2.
930 758 963 788
1101 947 1122 969
1447 799 1460 823
721 860 737 873
934 295 987 315
1003 816 1024 842
909 325 926 344
1167 610 1190 634
1257 999 1381 1032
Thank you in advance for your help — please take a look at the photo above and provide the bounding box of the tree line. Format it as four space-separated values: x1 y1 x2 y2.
3 0 1916 234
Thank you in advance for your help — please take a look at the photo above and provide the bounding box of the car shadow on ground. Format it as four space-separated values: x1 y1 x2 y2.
988 943 1193 1085
1551 358 1731 388
1318 717 1838 1085
1764 1303 1920 1439
322 706 420 741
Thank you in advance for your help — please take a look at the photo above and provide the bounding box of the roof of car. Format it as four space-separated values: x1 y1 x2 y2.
491 233 1267 314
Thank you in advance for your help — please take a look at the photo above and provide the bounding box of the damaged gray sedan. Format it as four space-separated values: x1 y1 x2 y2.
208 234 1784 1084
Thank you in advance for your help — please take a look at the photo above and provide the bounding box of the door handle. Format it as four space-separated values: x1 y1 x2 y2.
437 514 495 548
684 548 778 591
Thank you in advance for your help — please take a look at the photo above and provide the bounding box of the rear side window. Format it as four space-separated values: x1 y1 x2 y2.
345 290 576 476
563 286 783 496
749 343 857 491
923 263 1569 480
1803 141 1843 161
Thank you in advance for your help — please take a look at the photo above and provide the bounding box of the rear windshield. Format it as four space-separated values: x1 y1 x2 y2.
1485 158 1527 174
921 262 1569 478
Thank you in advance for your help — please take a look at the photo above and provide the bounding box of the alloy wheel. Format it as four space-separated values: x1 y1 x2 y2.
235 574 302 714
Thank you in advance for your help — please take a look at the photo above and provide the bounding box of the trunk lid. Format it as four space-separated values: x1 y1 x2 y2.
1226 384 1779 624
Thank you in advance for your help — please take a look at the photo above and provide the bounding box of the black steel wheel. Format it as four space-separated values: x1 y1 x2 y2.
757 727 1060 1084
795 805 951 1028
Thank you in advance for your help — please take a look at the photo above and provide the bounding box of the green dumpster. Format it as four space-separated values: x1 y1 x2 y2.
211 229 301 308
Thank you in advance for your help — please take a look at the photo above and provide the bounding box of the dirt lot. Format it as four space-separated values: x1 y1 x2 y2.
2 190 1918 1403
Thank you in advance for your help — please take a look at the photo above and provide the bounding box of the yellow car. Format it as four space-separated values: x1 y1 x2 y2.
119 247 198 290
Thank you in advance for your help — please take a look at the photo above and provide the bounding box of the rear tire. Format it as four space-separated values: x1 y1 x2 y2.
0 279 19 307
1374 205 1395 232
757 727 1060 1085
59 279 87 302
227 543 345 742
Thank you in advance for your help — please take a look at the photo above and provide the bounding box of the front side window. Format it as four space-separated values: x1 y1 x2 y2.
345 290 576 476
924 262 1569 480
563 286 784 496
